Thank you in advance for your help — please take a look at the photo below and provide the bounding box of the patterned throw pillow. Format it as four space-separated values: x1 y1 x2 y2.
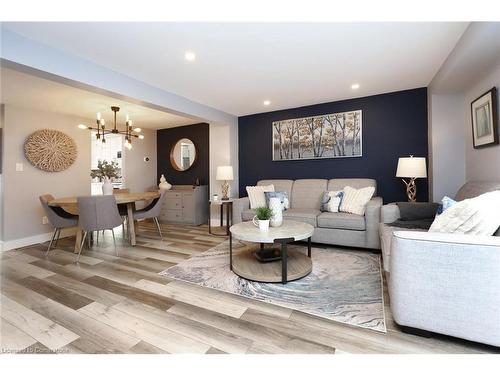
340 186 375 215
436 196 457 215
246 185 275 209
320 191 344 212
265 191 290 210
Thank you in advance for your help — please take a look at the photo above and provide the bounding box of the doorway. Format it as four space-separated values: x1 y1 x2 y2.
90 132 124 194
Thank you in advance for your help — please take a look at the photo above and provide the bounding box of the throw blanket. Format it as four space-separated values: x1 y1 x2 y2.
387 218 434 230
429 191 500 235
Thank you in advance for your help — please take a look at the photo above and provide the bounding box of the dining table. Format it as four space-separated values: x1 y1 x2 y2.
48 191 160 253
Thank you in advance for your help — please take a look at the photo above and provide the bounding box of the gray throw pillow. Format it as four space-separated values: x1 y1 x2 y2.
396 202 440 221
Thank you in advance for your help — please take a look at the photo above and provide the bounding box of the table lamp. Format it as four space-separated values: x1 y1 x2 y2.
396 156 427 202
216 166 233 200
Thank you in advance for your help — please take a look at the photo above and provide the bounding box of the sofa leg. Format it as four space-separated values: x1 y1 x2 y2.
399 325 434 338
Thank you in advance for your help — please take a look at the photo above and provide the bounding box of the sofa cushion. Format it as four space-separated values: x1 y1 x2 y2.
317 212 366 231
328 178 377 195
241 208 257 221
257 180 294 200
283 208 320 227
290 179 327 209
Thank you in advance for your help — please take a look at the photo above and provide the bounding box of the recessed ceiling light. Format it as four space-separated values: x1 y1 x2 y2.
263 100 271 106
185 51 196 62
351 83 360 90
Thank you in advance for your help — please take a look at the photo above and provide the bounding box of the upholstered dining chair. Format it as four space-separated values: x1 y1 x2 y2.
97 188 130 244
76 195 124 261
39 194 79 255
132 189 167 239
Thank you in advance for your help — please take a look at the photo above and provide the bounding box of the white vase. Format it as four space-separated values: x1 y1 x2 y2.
102 177 113 195
159 174 172 190
269 197 283 227
252 216 270 231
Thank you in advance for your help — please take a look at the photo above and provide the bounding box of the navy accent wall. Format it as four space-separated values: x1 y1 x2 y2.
238 88 428 203
157 123 209 186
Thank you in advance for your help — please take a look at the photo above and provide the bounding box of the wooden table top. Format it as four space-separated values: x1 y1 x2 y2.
48 191 160 206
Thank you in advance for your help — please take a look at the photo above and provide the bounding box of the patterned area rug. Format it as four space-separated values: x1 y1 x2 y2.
160 240 386 332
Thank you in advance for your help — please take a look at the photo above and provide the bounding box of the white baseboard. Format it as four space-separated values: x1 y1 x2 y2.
0 227 77 252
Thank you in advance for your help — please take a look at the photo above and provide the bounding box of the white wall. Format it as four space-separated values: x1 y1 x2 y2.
209 121 239 224
465 61 500 181
428 23 500 199
2 105 92 247
122 127 158 198
1 105 158 250
428 93 466 201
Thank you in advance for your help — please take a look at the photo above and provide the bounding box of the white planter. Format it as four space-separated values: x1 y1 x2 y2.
253 216 270 231
102 177 113 195
269 197 283 227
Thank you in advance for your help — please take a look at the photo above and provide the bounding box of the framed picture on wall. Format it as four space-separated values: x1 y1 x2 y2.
272 110 362 161
471 87 498 149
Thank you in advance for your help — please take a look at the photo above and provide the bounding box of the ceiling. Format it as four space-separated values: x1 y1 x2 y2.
2 22 469 116
0 67 197 129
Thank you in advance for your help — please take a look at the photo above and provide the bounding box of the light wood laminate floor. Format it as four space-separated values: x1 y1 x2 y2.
1 222 498 354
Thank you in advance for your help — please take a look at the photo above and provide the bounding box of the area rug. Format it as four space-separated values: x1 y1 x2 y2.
160 240 386 332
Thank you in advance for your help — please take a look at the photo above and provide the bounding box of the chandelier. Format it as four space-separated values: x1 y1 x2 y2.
78 106 144 150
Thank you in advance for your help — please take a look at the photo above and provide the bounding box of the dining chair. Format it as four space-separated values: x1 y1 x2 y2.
39 194 79 255
132 189 167 239
97 188 130 244
76 195 124 261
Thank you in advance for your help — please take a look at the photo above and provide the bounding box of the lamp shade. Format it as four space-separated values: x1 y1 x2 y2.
396 157 427 178
216 166 234 181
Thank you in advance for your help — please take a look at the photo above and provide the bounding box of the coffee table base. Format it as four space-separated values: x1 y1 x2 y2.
230 235 312 284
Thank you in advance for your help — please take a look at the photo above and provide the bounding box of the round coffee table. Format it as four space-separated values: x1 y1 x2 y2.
229 221 314 284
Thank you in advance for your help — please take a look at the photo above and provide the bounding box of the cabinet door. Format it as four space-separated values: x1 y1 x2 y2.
182 193 195 223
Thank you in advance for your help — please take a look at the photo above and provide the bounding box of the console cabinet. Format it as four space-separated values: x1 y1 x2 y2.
159 185 208 226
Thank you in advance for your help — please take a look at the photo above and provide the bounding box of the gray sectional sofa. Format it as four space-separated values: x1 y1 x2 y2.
233 178 382 249
381 181 500 347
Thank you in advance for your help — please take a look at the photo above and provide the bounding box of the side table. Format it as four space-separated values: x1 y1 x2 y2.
209 199 234 236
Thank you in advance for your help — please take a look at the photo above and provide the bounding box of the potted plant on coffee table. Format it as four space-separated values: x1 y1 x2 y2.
252 206 273 231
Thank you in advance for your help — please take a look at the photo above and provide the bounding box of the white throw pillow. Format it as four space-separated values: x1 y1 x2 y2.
340 186 375 215
246 184 275 209
429 191 500 235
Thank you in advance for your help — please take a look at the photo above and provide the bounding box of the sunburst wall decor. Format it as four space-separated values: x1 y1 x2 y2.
24 129 78 172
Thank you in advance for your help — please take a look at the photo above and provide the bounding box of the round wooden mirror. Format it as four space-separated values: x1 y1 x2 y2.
170 138 197 171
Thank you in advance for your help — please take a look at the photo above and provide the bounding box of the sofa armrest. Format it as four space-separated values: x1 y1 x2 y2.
392 230 500 247
364 196 383 249
381 203 401 224
232 197 250 224
390 230 500 346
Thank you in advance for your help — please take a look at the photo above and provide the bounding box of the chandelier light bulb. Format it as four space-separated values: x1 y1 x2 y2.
80 106 144 150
